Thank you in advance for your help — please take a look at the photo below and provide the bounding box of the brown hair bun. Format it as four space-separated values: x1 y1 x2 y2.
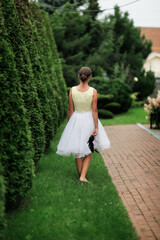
79 67 92 82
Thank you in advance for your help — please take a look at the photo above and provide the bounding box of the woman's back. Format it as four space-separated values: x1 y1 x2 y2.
72 86 94 112
56 66 110 183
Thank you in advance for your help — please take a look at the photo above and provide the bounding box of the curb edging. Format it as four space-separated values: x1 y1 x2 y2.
136 123 160 141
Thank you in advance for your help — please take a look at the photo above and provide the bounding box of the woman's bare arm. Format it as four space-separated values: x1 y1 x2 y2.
68 88 74 121
92 88 98 135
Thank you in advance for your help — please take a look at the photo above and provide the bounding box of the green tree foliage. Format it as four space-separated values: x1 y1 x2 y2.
13 0 46 164
108 6 152 87
42 11 68 119
86 0 100 20
28 4 57 150
0 162 6 240
133 70 156 100
0 0 67 215
49 2 154 103
50 3 91 86
86 20 114 76
89 75 109 93
30 3 60 146
2 0 46 164
98 109 114 119
38 0 86 14
108 80 132 112
0 4 35 209
36 11 60 127
105 63 132 112
50 2 112 86
103 102 121 114
97 94 114 109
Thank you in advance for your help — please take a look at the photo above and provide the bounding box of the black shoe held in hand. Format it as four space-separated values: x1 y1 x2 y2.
87 135 99 153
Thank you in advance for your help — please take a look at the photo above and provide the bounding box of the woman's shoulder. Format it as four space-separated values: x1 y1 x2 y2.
70 86 77 95
70 86 77 91
91 88 97 99
71 86 76 89
71 85 97 93
91 87 97 93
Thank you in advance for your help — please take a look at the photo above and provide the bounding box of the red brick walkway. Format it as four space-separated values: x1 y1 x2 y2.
101 125 160 240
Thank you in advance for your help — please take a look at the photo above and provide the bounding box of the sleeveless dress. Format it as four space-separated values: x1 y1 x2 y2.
56 86 110 158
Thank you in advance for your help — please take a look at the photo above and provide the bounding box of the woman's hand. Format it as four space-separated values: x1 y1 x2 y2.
91 128 98 137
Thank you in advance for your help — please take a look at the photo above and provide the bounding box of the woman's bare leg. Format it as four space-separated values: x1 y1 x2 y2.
75 157 83 176
80 153 91 181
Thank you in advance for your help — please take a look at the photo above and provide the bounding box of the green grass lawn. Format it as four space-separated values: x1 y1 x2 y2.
101 107 148 126
4 107 144 240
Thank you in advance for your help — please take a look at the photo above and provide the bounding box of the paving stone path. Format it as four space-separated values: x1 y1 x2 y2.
101 125 160 240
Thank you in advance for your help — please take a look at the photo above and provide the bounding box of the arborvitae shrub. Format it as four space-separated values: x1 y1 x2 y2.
43 11 68 120
2 0 45 165
24 5 55 150
107 79 132 112
14 0 46 164
0 8 35 210
89 76 110 94
0 162 6 240
103 102 121 114
42 10 63 126
133 70 156 100
39 10 61 128
30 3 59 143
97 93 114 109
98 109 114 119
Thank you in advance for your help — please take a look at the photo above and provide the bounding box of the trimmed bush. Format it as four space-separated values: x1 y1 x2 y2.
0 162 6 240
89 76 110 94
133 70 156 100
0 0 67 212
30 4 59 139
103 102 121 114
2 0 45 165
42 10 64 125
98 109 114 119
97 93 114 109
26 4 56 150
43 11 68 120
37 9 61 127
107 79 132 112
0 6 35 210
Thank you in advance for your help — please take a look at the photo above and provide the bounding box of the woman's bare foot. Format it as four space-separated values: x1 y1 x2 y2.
79 176 89 183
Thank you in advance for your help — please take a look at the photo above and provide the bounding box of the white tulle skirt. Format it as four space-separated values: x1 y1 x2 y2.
56 110 111 158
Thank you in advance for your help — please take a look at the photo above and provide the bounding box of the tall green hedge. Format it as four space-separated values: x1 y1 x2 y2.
0 162 6 240
14 0 47 162
31 1 67 127
0 0 67 217
30 3 60 144
43 11 68 120
26 4 56 150
42 10 64 124
2 0 46 165
0 4 35 210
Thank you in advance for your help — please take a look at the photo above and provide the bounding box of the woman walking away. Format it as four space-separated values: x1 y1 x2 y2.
56 67 110 183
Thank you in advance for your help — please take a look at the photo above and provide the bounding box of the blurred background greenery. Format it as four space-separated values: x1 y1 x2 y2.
39 0 156 117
